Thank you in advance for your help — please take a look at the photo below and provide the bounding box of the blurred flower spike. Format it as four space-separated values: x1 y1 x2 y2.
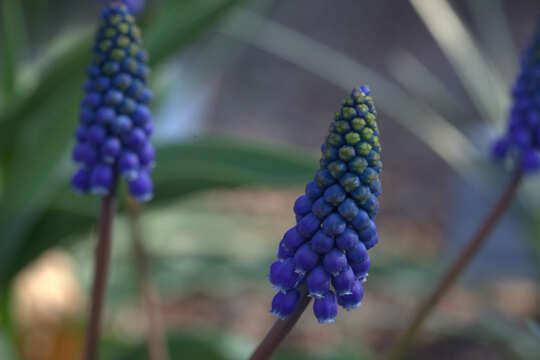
100 0 146 15
492 19 540 173
269 87 382 323
71 2 154 202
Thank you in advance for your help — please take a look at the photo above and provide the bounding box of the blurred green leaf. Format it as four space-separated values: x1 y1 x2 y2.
0 136 316 289
0 0 27 108
102 332 229 360
0 331 17 360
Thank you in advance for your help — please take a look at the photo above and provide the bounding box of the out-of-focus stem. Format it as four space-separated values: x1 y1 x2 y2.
84 190 117 360
126 196 170 360
383 171 523 360
249 287 311 360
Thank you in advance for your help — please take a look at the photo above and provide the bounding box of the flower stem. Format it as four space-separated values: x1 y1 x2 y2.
84 191 117 360
249 287 311 360
126 196 170 360
383 171 523 360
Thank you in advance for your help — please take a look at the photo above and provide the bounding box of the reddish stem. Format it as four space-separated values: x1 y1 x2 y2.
84 192 117 360
249 288 311 360
383 171 523 360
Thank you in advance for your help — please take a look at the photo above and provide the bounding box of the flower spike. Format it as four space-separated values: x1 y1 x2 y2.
493 19 540 173
71 2 154 201
268 87 382 323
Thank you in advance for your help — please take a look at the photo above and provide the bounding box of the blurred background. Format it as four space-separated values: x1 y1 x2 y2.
0 0 539 359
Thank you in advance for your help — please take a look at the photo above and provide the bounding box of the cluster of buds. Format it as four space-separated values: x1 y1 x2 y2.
269 87 382 323
71 2 154 201
493 20 540 173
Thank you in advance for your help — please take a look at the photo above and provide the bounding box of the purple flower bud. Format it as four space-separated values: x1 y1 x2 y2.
332 266 356 296
111 115 133 134
313 291 338 323
96 107 116 125
80 107 95 124
84 80 93 92
143 120 154 136
336 228 360 251
337 280 364 310
104 89 124 106
101 137 122 163
305 180 324 200
113 73 133 91
140 88 153 104
297 213 321 237
269 259 301 292
315 169 336 187
270 289 301 320
118 151 140 180
312 198 333 219
339 173 360 192
125 128 147 149
362 195 380 217
351 210 370 231
84 92 101 108
133 105 151 125
293 243 319 274
363 234 378 250
90 164 114 195
521 149 540 172
323 184 346 206
323 249 348 276
311 230 334 254
138 142 156 168
71 167 91 193
102 61 120 76
88 125 107 145
347 241 368 264
358 221 376 243
87 64 100 77
351 185 371 204
322 213 346 237
370 179 382 197
293 195 312 216
277 240 295 259
93 76 111 92
350 256 370 281
128 169 153 202
73 143 97 166
75 125 88 141
282 226 305 251
338 198 360 221
306 266 331 298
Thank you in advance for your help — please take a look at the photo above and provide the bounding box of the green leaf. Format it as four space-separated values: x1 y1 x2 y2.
0 136 316 288
0 0 27 109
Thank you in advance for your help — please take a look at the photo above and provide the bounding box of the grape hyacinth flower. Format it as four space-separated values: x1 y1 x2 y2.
492 19 540 173
71 2 154 201
269 87 382 324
